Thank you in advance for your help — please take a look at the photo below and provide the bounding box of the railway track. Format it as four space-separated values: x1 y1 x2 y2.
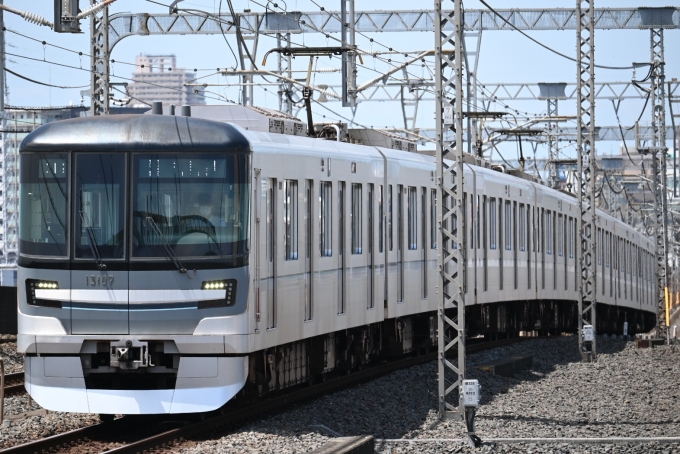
2 372 24 397
0 336 543 454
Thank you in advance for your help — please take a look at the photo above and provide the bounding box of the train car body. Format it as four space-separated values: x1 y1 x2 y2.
16 114 656 415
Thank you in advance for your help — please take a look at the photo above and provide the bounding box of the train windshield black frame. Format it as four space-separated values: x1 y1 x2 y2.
19 154 69 257
132 153 250 259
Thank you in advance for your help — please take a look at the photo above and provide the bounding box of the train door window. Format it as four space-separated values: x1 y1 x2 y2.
519 204 526 252
397 185 404 302
431 189 437 249
568 218 574 258
489 198 497 249
422 187 427 299
339 182 345 314
546 211 553 255
378 185 384 253
305 180 313 321
504 200 512 251
557 214 563 257
605 232 610 267
408 186 417 250
388 185 393 252
368 184 374 309
283 180 298 260
319 181 332 257
483 195 488 291
74 153 125 260
527 204 531 290
469 195 474 250
351 183 363 254
267 181 276 264
477 195 481 249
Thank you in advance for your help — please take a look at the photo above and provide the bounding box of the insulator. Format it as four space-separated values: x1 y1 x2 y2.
76 0 115 20
21 11 52 28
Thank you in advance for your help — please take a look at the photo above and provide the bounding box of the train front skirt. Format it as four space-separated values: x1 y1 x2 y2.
24 356 248 414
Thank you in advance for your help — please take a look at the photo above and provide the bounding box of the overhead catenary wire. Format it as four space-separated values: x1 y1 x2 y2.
5 67 88 89
477 0 643 71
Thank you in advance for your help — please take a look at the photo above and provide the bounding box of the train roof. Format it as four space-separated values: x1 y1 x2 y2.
19 114 250 153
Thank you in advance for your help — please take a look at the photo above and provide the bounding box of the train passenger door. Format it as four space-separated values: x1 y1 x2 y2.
397 185 404 302
71 153 129 335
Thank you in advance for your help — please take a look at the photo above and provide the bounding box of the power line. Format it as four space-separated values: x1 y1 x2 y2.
477 0 642 71
5 66 88 89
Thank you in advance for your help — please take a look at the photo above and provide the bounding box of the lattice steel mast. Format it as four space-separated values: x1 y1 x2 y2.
650 28 669 341
577 0 597 361
435 0 466 420
90 0 110 116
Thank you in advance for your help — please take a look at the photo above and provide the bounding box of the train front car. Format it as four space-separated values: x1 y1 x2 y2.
17 115 252 414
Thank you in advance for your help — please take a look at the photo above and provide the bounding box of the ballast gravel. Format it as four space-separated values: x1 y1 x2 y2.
175 335 680 454
2 336 680 453
0 340 24 374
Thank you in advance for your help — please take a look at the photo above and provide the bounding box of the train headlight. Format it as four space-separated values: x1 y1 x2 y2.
25 279 61 308
199 279 237 308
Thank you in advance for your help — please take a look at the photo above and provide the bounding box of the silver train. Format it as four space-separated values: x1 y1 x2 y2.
17 113 656 415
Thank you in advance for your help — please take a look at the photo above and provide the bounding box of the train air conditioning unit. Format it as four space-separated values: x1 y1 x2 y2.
147 104 308 137
347 128 417 152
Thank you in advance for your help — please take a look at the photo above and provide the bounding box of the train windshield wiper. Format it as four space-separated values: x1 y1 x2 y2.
145 216 192 276
79 211 106 270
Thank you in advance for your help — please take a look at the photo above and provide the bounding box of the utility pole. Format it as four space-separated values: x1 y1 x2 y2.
435 0 466 421
577 0 597 362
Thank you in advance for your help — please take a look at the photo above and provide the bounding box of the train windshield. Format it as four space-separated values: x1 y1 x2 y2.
19 155 69 257
132 153 250 258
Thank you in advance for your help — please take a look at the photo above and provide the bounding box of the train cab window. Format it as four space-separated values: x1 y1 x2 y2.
320 181 332 257
20 154 69 257
132 154 250 258
489 198 497 250
408 186 417 250
504 200 512 251
283 180 298 260
75 153 126 260
519 204 526 252
431 189 437 249
351 183 363 254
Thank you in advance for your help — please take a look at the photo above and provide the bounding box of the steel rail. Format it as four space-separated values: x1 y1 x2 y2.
0 336 543 454
104 337 537 454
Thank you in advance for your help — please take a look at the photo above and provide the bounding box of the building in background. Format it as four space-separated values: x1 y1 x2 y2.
128 55 206 107
0 105 85 284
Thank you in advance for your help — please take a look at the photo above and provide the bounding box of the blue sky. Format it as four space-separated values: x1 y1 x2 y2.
3 1 678 159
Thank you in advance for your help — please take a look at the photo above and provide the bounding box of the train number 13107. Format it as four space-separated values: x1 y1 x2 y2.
86 275 114 287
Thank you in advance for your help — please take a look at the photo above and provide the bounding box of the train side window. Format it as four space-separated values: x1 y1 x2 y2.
557 214 563 257
319 181 332 257
408 186 417 250
379 185 384 253
482 196 487 251
505 200 512 251
489 198 497 249
283 180 298 260
431 189 437 249
351 183 363 254
388 185 393 251
519 203 526 252
568 217 574 258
